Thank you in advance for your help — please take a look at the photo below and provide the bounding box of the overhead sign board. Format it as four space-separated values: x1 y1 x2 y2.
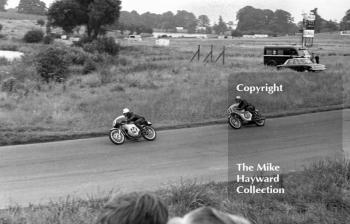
303 29 315 38
303 13 315 21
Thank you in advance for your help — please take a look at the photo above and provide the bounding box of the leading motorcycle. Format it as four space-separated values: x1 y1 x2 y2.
227 103 265 129
109 115 157 145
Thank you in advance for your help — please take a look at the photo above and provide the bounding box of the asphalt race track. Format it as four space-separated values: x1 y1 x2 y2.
0 109 349 208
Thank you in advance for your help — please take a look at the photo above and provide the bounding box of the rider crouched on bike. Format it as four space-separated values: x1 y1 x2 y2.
235 96 258 119
123 108 146 129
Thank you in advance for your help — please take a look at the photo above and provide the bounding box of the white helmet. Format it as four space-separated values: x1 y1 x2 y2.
122 108 130 114
235 96 241 100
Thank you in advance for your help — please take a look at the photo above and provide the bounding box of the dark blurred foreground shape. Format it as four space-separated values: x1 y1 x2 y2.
168 207 250 224
96 192 168 224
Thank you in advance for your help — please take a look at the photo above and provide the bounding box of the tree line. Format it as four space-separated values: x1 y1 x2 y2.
0 0 47 15
114 10 210 34
0 0 349 37
115 6 350 36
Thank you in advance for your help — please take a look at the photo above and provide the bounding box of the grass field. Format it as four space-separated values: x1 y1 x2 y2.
0 26 349 145
0 159 349 224
0 12 46 40
0 11 45 20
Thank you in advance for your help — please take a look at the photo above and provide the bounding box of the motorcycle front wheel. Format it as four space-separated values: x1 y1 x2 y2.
228 116 242 129
142 126 157 141
109 129 125 145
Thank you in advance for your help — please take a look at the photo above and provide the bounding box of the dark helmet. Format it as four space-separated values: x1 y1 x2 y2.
235 95 242 103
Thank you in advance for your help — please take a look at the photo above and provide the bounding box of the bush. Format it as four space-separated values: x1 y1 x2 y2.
0 57 9 65
37 19 45 26
82 59 96 74
0 33 7 39
0 44 18 51
23 29 44 43
65 47 91 65
35 46 69 82
43 35 54 44
82 37 119 56
98 37 119 55
231 30 242 37
1 77 16 92
73 35 92 47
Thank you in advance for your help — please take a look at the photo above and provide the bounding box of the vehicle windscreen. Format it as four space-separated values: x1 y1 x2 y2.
115 115 127 123
286 60 294 65
299 58 313 64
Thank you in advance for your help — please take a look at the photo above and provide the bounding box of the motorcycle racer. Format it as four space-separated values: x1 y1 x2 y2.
122 108 146 129
235 96 258 119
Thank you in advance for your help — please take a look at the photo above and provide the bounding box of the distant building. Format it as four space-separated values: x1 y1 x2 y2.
243 34 269 38
340 30 350 35
153 32 207 39
155 39 170 46
195 26 207 33
176 27 185 32
126 35 142 41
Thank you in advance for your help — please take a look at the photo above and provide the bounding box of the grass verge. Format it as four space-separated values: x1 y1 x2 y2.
0 159 349 223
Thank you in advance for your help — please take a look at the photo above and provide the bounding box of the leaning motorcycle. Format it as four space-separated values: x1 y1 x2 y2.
227 103 265 129
109 115 157 145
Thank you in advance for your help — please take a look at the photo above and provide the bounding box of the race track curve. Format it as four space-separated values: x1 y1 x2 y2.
0 109 349 208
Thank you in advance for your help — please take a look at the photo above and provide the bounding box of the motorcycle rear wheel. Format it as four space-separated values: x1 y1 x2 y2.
109 129 125 145
228 116 242 129
142 126 157 141
255 119 265 126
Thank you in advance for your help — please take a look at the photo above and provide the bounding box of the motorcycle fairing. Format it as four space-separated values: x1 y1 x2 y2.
227 103 253 121
242 111 252 121
123 124 141 137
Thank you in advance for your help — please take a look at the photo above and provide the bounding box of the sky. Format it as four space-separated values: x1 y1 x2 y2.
6 0 349 24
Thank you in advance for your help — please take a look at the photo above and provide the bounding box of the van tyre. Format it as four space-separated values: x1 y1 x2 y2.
267 60 277 66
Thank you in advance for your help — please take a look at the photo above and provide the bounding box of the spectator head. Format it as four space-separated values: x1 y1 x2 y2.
97 192 168 224
167 207 250 224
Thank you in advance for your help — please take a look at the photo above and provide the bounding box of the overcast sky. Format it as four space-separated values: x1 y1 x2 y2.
6 0 349 23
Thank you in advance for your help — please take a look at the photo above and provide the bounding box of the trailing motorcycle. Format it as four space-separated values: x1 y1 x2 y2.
109 115 157 145
227 103 265 129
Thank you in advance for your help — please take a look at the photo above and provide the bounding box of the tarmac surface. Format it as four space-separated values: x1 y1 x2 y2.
0 109 348 208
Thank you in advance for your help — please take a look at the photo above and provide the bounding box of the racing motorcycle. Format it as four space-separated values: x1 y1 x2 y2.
227 103 265 129
109 115 157 145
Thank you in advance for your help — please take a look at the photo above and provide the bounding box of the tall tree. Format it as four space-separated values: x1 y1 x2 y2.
236 6 267 32
340 9 350 30
198 15 210 27
268 9 296 34
174 10 197 33
236 6 298 35
48 0 121 39
17 0 46 15
160 11 175 31
311 8 339 32
0 0 7 11
117 11 153 34
47 0 86 33
213 16 227 34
